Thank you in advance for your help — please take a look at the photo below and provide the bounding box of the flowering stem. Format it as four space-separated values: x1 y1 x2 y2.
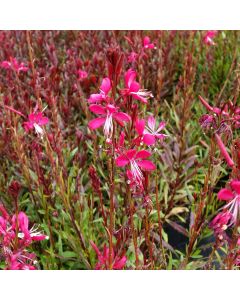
108 158 115 269
127 185 139 269
108 120 116 270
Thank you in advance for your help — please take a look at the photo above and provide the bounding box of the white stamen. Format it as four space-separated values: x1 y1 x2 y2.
131 90 153 100
103 113 113 140
42 105 48 112
18 232 24 238
18 224 48 240
130 160 143 184
223 195 240 225
34 123 44 137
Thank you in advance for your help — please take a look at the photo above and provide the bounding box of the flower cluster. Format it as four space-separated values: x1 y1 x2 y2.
200 95 240 264
199 95 240 133
126 36 155 64
88 67 166 192
0 206 48 270
1 57 28 73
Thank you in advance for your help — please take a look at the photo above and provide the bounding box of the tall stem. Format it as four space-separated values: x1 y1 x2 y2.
128 184 139 269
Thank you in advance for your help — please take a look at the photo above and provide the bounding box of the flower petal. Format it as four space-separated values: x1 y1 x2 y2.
130 81 140 93
0 216 7 231
143 36 150 47
23 121 33 131
132 93 148 103
157 121 166 132
88 94 103 103
38 117 49 126
135 149 151 159
17 212 30 238
137 160 156 171
100 78 111 94
31 235 48 241
114 112 131 123
230 180 240 195
89 104 106 115
28 113 36 123
135 119 145 135
143 134 156 145
218 188 234 201
124 69 136 88
115 155 129 167
155 133 167 139
88 117 106 130
148 116 156 131
113 256 127 270
125 149 137 160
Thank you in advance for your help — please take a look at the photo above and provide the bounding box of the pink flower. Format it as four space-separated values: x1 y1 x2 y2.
203 30 218 46
136 116 167 146
7 251 37 270
218 180 240 224
23 112 49 137
12 212 48 243
199 96 240 130
88 77 111 103
90 241 127 270
128 52 138 63
88 104 131 142
78 69 88 79
143 36 155 49
1 57 28 73
0 206 48 270
215 133 234 168
121 69 153 103
116 149 156 185
1 61 11 69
